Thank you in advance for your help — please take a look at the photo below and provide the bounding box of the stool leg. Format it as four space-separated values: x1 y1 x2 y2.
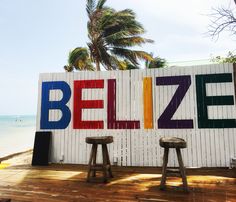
102 144 108 183
92 144 98 177
160 148 169 190
87 144 96 182
104 144 113 178
176 148 189 192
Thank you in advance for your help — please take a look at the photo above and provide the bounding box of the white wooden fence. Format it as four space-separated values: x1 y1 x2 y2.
36 63 236 167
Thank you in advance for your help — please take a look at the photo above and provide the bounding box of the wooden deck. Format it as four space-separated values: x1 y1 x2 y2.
0 162 235 202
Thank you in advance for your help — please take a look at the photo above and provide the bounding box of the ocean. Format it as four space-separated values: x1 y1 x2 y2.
0 115 36 158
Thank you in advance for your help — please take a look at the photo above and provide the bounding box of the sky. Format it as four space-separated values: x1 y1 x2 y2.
0 0 235 115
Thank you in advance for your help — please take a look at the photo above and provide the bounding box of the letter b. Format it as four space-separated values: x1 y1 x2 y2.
40 81 71 129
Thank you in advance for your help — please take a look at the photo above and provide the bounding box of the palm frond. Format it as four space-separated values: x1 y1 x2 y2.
133 50 153 61
109 56 127 70
103 19 145 38
99 47 113 70
68 47 89 65
96 0 106 9
118 59 139 70
107 36 154 47
147 57 167 68
96 8 144 37
111 48 139 65
111 48 153 65
88 41 113 70
64 65 74 72
67 47 95 71
86 0 96 16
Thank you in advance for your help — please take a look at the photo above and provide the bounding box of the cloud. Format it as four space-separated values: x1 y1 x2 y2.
107 0 235 61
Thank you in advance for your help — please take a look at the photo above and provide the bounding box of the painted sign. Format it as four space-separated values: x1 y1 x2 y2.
40 74 236 130
37 63 236 167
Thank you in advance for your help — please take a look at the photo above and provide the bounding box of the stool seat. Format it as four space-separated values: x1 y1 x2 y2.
159 137 186 148
86 136 113 144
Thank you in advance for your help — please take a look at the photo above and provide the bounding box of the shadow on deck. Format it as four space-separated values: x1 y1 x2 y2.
0 163 235 202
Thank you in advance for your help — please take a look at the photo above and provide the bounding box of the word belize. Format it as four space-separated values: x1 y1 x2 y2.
40 73 236 130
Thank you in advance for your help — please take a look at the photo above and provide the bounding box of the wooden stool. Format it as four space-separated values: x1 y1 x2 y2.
159 137 189 192
86 136 113 183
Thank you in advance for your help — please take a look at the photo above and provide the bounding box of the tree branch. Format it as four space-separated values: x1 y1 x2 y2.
208 4 236 39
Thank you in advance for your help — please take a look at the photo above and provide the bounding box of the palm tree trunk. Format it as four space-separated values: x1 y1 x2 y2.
95 59 101 71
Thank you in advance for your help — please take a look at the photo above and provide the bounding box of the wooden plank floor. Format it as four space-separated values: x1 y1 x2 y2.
0 163 235 202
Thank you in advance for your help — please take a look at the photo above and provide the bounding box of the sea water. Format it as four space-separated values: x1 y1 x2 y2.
0 115 36 158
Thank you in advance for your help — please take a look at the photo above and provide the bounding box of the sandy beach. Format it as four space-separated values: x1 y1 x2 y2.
0 149 33 167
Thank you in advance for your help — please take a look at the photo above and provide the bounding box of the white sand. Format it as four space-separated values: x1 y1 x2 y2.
0 149 33 166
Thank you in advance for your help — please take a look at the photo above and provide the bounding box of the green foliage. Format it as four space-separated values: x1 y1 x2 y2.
211 51 236 63
96 0 106 9
64 65 74 72
117 59 139 70
86 0 96 16
86 0 154 70
64 47 95 72
145 55 167 69
64 0 161 72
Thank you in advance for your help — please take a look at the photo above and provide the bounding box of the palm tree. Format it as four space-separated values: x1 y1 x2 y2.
145 55 167 69
64 47 95 72
118 59 139 70
86 0 154 71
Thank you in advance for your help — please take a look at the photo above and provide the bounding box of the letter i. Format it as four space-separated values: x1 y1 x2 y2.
143 77 153 129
